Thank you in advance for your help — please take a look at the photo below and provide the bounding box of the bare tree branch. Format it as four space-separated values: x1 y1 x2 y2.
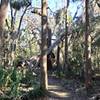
31 10 42 16
5 19 10 29
46 32 65 55
17 4 30 39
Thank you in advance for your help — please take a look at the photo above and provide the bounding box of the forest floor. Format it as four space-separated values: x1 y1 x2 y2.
47 76 87 100
43 75 100 100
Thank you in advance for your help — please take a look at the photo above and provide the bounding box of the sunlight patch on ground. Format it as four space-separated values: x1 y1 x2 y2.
49 90 70 97
48 85 70 98
95 74 100 76
75 87 86 92
48 85 62 90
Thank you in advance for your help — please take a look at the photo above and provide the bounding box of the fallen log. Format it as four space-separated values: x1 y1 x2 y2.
45 33 65 55
27 33 65 70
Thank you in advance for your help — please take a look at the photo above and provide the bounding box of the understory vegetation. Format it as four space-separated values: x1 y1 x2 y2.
0 0 100 99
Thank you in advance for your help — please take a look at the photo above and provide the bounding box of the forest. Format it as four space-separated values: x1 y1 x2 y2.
0 0 100 100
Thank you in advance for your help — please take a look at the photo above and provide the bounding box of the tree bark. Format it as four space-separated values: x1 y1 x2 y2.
0 0 9 66
47 25 51 48
84 0 92 90
56 45 60 75
40 0 48 90
64 0 69 74
57 46 60 67
47 25 52 71
0 0 9 32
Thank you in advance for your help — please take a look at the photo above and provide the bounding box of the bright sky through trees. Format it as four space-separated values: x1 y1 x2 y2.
32 0 83 19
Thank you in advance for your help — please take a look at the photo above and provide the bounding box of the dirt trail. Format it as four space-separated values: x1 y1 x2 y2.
36 76 100 100
47 76 88 100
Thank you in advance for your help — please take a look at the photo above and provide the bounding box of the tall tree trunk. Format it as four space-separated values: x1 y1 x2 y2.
64 0 69 74
0 0 9 32
40 0 48 90
57 45 60 68
47 25 51 48
47 24 52 71
56 45 60 75
84 0 92 90
0 0 9 66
